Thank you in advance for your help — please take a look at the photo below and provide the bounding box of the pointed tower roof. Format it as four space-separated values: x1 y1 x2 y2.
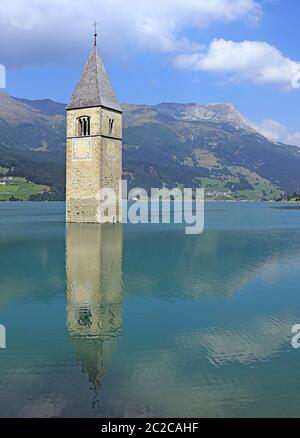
67 46 122 112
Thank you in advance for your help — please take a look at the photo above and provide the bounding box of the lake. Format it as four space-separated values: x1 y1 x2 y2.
0 201 300 418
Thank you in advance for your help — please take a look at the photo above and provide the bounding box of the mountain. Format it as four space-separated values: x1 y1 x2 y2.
0 92 65 156
0 92 66 199
0 91 300 200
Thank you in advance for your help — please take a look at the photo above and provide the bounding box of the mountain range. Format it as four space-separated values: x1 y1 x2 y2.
0 91 300 200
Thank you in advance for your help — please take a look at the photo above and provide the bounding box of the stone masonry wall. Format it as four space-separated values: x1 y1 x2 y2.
66 106 122 223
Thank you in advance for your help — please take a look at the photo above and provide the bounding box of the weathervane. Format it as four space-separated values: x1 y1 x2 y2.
93 21 99 46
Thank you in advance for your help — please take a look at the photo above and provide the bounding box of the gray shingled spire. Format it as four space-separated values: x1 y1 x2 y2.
67 46 122 112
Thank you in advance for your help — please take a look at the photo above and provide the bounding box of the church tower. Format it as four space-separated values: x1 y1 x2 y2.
66 29 122 223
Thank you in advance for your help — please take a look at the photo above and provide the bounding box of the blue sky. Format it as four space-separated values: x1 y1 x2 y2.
1 0 300 145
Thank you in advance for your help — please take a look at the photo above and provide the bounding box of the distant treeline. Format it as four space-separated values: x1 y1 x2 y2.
0 145 65 200
276 193 300 202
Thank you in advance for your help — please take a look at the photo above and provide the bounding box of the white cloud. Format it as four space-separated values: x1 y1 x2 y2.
174 39 300 90
0 0 261 67
255 118 300 147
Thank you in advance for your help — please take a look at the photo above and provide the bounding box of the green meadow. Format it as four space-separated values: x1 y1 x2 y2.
0 176 49 200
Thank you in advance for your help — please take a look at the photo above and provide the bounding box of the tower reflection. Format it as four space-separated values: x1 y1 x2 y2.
66 224 123 394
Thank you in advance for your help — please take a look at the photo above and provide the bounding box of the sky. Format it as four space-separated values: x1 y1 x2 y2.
1 0 300 145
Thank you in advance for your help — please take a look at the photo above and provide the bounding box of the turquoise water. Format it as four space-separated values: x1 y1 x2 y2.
1 202 300 418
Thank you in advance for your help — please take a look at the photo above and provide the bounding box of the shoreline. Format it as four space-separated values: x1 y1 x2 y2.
0 199 299 204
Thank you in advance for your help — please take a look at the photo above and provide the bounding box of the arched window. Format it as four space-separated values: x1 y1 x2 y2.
109 118 114 135
77 116 91 137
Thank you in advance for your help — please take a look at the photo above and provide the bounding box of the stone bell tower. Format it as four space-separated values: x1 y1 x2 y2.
66 27 122 223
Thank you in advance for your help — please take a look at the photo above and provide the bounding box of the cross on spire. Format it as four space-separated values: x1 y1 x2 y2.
93 21 99 46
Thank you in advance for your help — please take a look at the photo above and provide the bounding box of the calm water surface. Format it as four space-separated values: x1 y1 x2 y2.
0 202 300 418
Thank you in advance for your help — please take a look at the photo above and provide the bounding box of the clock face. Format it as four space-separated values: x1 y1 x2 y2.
72 138 91 161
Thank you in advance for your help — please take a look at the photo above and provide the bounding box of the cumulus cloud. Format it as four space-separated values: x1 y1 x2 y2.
0 0 261 67
255 118 300 147
174 39 300 90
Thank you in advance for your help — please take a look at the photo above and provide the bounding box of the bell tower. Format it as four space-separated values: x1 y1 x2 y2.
66 27 122 223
